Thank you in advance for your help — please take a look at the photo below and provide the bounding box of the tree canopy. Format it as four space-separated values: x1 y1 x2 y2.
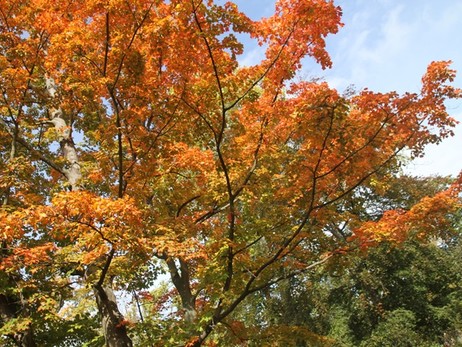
0 0 461 346
231 175 462 346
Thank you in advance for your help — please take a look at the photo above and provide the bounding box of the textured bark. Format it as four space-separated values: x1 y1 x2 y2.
45 76 133 346
45 76 81 191
94 285 133 347
167 258 197 322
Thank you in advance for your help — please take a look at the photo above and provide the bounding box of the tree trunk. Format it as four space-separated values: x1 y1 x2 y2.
94 285 133 347
15 329 36 347
45 76 133 346
167 258 197 322
0 294 36 347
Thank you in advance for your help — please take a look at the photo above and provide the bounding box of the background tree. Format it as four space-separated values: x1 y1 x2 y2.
230 175 462 346
0 1 461 346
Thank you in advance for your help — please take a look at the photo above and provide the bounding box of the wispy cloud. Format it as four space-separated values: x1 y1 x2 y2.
312 0 462 176
239 44 266 67
233 0 462 176
309 1 461 92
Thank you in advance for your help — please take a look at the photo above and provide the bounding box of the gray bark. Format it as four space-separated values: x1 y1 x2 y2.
45 76 81 191
94 285 133 347
45 76 133 346
167 258 197 322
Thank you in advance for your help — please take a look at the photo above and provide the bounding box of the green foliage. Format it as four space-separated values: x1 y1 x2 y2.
227 176 462 346
361 309 426 347
334 240 462 345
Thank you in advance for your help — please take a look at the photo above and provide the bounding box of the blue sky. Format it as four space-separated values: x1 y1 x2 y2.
234 0 462 177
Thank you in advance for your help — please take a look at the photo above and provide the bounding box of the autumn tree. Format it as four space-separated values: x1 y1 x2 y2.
0 0 461 346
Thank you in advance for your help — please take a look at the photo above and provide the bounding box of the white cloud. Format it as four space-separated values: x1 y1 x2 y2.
360 5 412 63
320 0 462 176
235 0 462 177
405 119 462 177
239 44 266 67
